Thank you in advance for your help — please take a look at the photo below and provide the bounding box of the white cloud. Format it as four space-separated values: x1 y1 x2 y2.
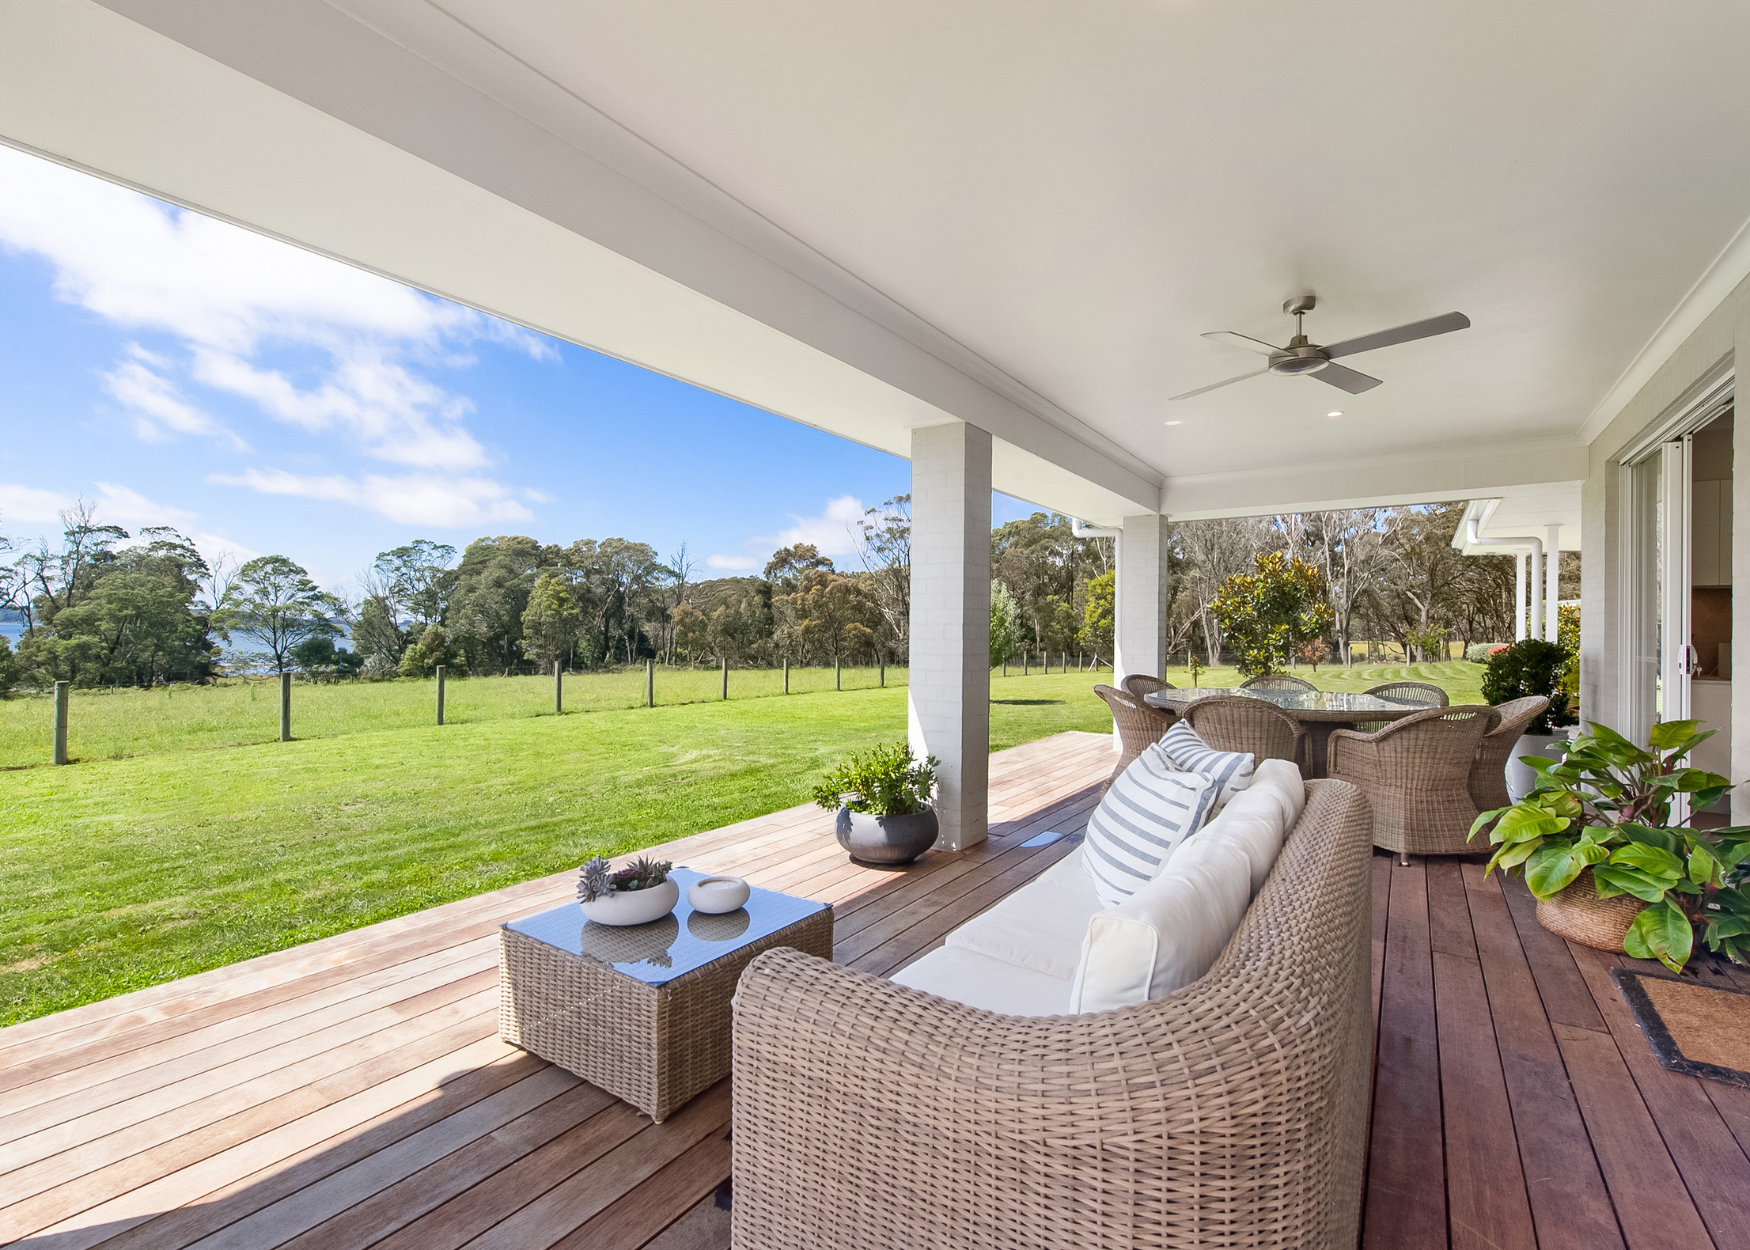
0 483 74 524
91 481 197 528
0 145 549 510
212 468 535 528
707 495 866 574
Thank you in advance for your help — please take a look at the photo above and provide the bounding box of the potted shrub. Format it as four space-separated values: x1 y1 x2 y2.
577 855 678 926
1469 720 1750 970
1482 638 1579 799
813 741 940 866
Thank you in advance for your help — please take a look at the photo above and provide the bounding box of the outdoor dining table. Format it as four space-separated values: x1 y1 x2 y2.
1142 686 1447 778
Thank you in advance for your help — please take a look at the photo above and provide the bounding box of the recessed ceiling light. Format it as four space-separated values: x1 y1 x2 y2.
1326 410 1344 418
1164 419 1183 426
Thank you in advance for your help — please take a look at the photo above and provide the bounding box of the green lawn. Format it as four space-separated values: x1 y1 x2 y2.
0 660 1487 1026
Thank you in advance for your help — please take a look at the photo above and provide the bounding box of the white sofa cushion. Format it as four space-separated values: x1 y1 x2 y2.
1192 758 1304 897
944 848 1102 980
890 945 1072 1017
1081 744 1219 907
1161 720 1256 811
1067 831 1253 1013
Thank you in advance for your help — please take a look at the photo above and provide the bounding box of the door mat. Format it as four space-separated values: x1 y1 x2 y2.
1612 968 1750 1088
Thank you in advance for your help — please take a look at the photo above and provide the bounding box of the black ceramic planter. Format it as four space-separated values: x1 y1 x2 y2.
835 806 940 866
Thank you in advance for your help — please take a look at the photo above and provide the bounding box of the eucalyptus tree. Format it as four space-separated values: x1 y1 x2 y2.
218 555 344 674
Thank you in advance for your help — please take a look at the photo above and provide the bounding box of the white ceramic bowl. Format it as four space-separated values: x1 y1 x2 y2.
579 877 679 926
688 875 751 914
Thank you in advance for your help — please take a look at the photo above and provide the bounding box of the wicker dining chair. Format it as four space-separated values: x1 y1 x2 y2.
1093 684 1176 792
1238 673 1317 694
1121 673 1175 700
1327 704 1502 864
1468 696 1553 812
1364 680 1449 708
1182 695 1310 775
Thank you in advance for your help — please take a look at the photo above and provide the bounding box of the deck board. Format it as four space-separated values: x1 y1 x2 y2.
5 731 1747 1248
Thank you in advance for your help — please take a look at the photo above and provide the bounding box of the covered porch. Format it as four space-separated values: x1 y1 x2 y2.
1 731 1744 1249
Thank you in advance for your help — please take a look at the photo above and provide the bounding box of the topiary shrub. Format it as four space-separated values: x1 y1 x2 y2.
1481 638 1575 733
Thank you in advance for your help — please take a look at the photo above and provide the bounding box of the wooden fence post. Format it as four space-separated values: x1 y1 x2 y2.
436 665 446 725
783 660 789 694
554 660 563 715
1023 651 1029 676
879 659 885 687
646 658 654 707
835 660 841 691
721 657 728 700
278 671 292 742
52 680 69 765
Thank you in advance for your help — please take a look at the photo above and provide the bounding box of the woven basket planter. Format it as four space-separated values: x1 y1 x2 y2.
1535 868 1645 952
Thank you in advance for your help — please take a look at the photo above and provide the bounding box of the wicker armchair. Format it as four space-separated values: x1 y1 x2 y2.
1468 696 1553 812
1239 673 1317 694
1183 695 1309 775
1093 684 1176 791
1327 705 1501 864
731 779 1375 1250
1364 681 1449 707
1121 673 1175 700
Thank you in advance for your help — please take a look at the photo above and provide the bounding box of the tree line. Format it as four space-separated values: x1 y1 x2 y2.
0 496 1566 692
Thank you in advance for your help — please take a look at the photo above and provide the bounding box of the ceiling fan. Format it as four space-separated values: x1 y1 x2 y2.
1169 296 1470 401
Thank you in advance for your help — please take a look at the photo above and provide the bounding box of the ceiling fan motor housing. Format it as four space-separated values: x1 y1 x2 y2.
1269 339 1330 375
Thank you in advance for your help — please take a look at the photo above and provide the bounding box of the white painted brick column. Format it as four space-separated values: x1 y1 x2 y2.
908 422 992 850
1115 513 1170 683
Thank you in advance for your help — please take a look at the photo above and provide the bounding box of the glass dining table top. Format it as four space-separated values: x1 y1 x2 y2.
1143 686 1443 714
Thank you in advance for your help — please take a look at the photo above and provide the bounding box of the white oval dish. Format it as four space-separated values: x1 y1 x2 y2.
687 875 750 914
579 877 679 926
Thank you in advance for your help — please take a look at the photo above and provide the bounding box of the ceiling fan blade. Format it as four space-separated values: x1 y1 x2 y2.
1323 311 1470 359
1169 368 1269 401
1202 331 1282 355
1312 362 1383 394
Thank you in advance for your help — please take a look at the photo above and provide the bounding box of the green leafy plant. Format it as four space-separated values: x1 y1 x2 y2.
1481 638 1576 733
1208 552 1334 678
1470 721 1750 971
812 741 939 816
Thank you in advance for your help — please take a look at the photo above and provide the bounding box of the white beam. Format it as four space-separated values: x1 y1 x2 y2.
1114 514 1170 684
1545 523 1562 641
908 423 992 852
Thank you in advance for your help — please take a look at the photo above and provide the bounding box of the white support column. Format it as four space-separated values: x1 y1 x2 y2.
1514 552 1527 641
1545 525 1562 641
908 422 992 851
1115 514 1171 683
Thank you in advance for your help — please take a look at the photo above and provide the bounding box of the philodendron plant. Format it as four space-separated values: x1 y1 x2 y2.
1469 721 1750 972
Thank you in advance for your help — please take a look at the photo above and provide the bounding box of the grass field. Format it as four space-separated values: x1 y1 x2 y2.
0 659 1484 1025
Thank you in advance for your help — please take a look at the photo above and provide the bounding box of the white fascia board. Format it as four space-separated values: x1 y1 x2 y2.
1160 437 1587 522
2 0 1160 516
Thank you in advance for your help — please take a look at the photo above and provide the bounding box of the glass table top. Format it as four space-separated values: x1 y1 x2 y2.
504 867 828 987
1145 687 1442 713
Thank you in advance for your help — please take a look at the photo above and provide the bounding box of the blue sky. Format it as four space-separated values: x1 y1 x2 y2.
0 145 1038 593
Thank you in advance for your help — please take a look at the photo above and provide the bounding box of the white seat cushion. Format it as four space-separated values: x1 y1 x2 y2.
945 850 1102 980
1068 831 1253 1013
1161 720 1256 810
890 945 1072 1017
1081 744 1219 907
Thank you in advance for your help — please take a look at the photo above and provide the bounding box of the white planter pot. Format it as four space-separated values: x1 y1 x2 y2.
1506 732 1569 802
579 877 679 926
687 875 750 914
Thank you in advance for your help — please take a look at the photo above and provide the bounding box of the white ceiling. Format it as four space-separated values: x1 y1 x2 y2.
410 0 1750 479
14 0 1750 526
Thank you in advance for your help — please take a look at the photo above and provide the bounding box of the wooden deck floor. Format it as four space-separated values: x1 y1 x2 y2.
5 733 1750 1248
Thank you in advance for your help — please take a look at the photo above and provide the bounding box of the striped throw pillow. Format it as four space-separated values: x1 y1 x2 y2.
1082 743 1220 907
1162 720 1256 811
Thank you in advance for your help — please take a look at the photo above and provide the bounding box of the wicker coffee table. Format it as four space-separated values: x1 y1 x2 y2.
499 867 832 1122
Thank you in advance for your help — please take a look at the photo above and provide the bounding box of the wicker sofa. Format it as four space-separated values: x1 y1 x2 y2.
730 778 1374 1249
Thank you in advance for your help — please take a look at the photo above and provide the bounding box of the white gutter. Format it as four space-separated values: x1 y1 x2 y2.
1466 516 1546 642
1071 518 1122 539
